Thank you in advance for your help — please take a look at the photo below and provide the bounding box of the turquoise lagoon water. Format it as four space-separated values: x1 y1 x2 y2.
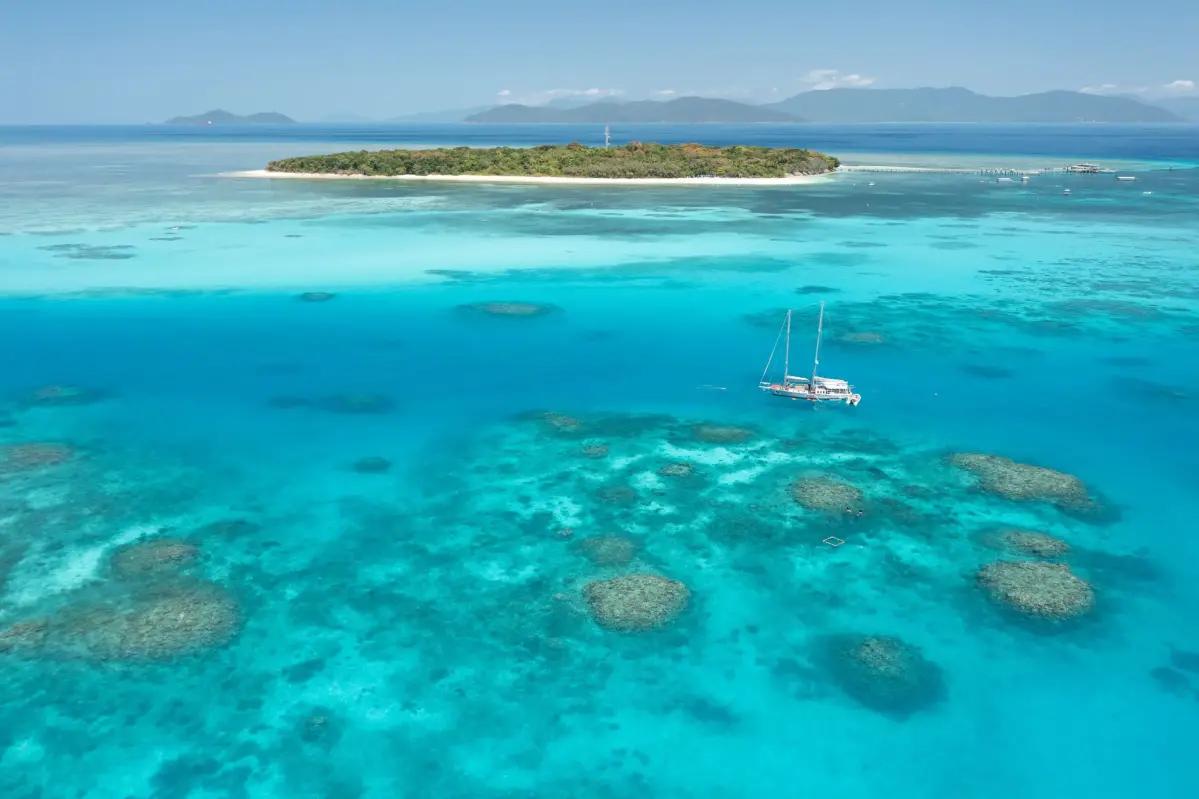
0 125 1198 798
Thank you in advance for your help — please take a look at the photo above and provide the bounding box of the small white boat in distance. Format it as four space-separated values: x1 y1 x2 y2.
759 303 861 406
1117 175 1137 181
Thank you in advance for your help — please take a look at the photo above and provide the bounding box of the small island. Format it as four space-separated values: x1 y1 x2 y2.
229 142 839 185
166 110 296 125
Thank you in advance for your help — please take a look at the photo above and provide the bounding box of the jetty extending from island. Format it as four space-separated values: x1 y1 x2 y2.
224 142 840 185
841 161 1132 177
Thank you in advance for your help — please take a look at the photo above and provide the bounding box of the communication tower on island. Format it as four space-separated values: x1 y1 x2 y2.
604 125 610 148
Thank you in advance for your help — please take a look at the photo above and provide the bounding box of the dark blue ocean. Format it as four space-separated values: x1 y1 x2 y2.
0 125 1197 798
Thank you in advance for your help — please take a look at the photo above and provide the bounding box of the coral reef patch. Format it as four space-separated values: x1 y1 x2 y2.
4 580 240 662
791 476 863 511
352 456 392 474
595 484 639 506
24 384 107 407
692 424 755 444
818 634 946 717
37 243 136 260
993 530 1070 559
110 538 200 579
455 301 561 318
537 412 585 435
976 561 1095 621
658 462 695 478
577 535 638 567
321 393 395 414
839 331 886 345
2 442 76 472
583 574 689 631
949 453 1110 520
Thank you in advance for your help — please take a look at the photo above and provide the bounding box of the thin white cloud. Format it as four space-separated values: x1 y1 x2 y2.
1080 80 1197 98
802 69 875 90
546 88 622 99
652 89 676 96
1162 79 1196 93
496 89 512 97
517 87 623 105
1080 83 1144 95
687 87 756 100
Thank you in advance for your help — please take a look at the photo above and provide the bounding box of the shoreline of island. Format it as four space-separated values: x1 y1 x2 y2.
219 169 832 186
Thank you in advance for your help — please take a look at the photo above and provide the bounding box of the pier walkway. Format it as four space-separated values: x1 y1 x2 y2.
838 165 1074 176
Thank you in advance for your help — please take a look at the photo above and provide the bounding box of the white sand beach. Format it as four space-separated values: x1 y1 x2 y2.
219 169 830 186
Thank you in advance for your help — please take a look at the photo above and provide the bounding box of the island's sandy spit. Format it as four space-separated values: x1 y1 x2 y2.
219 169 830 186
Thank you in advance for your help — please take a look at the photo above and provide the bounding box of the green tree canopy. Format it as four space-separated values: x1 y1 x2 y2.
266 143 839 179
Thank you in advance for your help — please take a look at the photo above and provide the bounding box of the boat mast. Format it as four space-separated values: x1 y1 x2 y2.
784 310 791 381
759 312 788 386
811 301 824 384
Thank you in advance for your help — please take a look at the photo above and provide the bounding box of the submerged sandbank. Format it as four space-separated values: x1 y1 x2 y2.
219 169 830 186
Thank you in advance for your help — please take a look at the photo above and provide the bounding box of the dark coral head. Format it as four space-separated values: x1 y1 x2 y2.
816 633 946 718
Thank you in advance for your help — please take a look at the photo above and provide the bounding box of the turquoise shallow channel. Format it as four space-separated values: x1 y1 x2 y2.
0 124 1197 799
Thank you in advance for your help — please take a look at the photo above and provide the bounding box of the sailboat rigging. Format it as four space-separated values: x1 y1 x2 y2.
759 302 861 406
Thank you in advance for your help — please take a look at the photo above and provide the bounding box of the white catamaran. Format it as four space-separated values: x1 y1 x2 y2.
758 302 861 406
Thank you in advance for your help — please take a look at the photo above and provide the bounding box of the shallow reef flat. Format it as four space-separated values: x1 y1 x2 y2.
743 289 1198 358
0 233 1197 797
1 129 1198 797
0 390 1183 798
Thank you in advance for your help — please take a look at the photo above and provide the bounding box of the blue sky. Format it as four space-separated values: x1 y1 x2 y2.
0 0 1195 123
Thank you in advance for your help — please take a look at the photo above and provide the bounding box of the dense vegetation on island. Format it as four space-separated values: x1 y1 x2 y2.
466 97 803 124
165 110 295 125
265 142 839 179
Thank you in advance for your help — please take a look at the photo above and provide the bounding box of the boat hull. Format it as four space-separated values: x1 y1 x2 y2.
760 384 861 406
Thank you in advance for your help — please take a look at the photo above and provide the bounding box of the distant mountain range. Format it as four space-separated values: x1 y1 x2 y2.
1152 97 1199 122
168 89 1197 126
763 88 1183 123
543 97 612 110
306 99 601 123
466 97 801 124
164 110 296 125
444 88 1186 124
